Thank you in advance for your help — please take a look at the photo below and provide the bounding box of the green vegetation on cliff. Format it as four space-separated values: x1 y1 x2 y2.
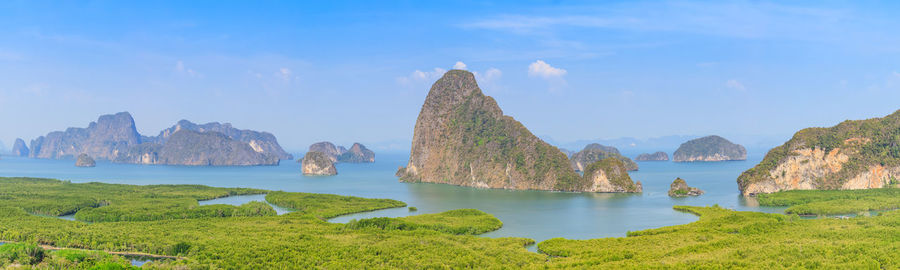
673 135 746 162
570 144 639 171
582 158 642 192
400 70 584 191
739 110 900 192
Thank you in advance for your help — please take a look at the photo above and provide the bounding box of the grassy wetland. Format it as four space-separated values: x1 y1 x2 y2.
3 177 900 269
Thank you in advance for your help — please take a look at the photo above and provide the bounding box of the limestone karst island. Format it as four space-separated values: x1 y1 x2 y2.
1 1 898 269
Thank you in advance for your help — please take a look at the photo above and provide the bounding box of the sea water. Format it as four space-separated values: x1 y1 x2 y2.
0 152 784 244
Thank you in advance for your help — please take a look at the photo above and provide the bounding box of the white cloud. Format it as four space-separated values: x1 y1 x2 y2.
175 60 198 77
397 67 447 86
453 61 468 70
726 79 746 91
528 60 567 79
473 68 503 82
276 68 293 81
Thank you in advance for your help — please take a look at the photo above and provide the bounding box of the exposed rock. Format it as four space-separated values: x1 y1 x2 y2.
397 70 586 191
30 112 142 160
582 158 642 193
307 142 375 163
635 151 669 161
338 143 375 163
29 112 289 166
302 151 337 176
308 142 347 162
11 138 29 157
75 154 96 167
668 178 703 197
558 148 575 157
570 144 639 172
673 135 746 162
117 130 282 166
739 110 900 195
150 120 292 160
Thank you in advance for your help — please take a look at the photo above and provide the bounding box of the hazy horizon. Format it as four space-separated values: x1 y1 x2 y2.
2 1 899 152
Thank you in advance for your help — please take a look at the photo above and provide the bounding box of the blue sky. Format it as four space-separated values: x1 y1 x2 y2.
1 0 899 152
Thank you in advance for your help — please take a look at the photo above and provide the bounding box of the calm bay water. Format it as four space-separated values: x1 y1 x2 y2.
0 153 784 244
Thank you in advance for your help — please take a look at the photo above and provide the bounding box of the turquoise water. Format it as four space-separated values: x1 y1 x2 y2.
0 153 784 244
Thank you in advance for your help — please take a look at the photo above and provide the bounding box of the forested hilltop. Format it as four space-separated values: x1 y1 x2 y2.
3 177 900 268
739 110 900 195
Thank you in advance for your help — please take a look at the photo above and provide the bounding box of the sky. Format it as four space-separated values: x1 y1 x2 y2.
1 0 899 152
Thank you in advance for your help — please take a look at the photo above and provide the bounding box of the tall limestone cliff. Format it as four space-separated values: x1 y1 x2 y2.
117 130 281 166
673 135 746 162
29 112 142 160
11 138 29 157
397 70 586 191
738 110 900 195
28 112 290 166
570 143 639 172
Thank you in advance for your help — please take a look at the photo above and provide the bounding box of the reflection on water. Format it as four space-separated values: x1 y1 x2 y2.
0 153 784 243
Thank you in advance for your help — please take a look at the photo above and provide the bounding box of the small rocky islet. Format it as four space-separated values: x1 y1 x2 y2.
308 141 375 163
301 151 337 176
668 178 702 197
75 153 96 167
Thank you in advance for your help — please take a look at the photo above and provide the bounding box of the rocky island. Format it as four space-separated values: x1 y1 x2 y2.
673 135 746 162
570 143 638 171
28 112 291 166
583 158 642 193
75 154 96 167
738 110 900 196
301 151 337 176
11 138 28 157
635 151 669 161
668 178 703 197
396 70 587 191
308 142 375 163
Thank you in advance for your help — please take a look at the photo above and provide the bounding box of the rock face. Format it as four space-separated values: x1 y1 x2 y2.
307 142 375 163
738 110 900 195
11 138 29 157
117 130 282 166
308 142 347 162
30 112 142 160
583 158 642 193
301 151 337 176
570 144 639 172
339 143 375 163
397 70 586 191
673 135 746 162
668 178 703 197
28 112 290 166
635 151 669 161
75 154 96 167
